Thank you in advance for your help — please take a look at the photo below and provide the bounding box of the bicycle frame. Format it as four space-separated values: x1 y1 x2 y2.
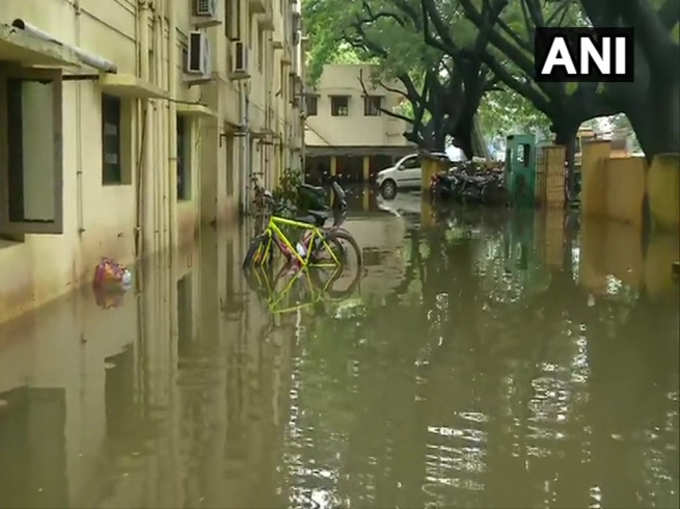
261 215 341 268
250 264 346 314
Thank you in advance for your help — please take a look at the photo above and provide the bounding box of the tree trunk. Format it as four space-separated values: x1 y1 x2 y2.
454 132 474 160
421 118 447 152
554 124 579 202
625 78 680 161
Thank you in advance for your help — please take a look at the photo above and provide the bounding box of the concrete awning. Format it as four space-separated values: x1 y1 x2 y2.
306 145 416 158
251 128 275 139
98 73 166 99
0 23 81 67
176 103 217 118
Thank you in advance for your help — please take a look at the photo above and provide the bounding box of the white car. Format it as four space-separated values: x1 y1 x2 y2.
375 152 450 199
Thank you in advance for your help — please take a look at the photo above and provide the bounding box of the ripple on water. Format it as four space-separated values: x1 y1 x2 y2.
455 411 489 424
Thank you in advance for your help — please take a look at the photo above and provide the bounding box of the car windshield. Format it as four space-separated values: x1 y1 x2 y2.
400 156 420 169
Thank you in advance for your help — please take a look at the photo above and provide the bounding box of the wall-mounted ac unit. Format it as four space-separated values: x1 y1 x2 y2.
193 0 221 27
187 31 212 76
231 41 249 78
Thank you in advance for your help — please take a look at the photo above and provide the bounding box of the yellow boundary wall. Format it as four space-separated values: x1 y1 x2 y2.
581 142 679 233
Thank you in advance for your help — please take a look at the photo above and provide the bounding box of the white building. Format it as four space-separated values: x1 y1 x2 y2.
304 64 414 182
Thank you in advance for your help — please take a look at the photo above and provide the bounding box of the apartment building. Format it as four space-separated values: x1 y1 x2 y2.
0 0 305 322
304 64 414 182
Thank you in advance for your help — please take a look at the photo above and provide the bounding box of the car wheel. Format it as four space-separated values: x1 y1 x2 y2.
380 179 397 199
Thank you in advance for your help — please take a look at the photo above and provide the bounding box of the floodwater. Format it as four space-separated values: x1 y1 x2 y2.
0 188 678 509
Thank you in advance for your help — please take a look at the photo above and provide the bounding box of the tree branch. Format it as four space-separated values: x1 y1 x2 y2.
659 0 680 28
496 17 532 52
389 0 423 29
476 50 552 114
360 0 406 27
421 0 460 56
458 0 535 76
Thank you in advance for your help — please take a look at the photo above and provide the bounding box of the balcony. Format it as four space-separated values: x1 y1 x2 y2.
258 11 275 31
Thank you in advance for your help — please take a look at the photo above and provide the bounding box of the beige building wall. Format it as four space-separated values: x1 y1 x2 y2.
304 64 414 182
305 64 411 148
0 0 305 323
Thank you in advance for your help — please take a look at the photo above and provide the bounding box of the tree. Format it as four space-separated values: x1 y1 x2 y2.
303 0 497 156
422 0 621 195
577 0 680 159
477 88 552 155
423 0 680 165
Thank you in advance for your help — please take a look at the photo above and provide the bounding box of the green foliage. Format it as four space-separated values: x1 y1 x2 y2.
303 0 440 87
272 168 304 216
478 89 551 143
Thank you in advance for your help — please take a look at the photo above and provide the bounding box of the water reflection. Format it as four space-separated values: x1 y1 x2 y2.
0 195 677 509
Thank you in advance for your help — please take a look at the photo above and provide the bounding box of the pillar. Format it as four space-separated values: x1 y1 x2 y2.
362 155 370 182
537 145 566 208
330 155 337 176
421 155 448 191
648 153 680 232
603 156 646 228
581 140 611 218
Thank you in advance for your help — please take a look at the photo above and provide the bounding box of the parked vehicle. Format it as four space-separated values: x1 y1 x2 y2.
430 161 507 205
243 179 361 287
375 152 451 199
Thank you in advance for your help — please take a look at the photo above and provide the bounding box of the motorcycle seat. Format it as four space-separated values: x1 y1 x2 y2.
296 209 328 227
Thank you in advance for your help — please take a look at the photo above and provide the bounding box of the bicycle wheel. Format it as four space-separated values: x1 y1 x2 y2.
313 230 362 296
243 234 271 269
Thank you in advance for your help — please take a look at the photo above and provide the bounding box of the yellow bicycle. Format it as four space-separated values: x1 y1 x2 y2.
242 211 361 269
242 181 361 278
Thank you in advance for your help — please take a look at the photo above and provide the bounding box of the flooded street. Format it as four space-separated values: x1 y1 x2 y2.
1 188 678 509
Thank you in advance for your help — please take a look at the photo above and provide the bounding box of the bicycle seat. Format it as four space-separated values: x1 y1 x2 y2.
300 183 325 193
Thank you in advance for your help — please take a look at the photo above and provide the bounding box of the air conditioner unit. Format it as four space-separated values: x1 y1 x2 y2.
187 31 212 75
232 41 249 76
193 0 221 27
195 0 217 17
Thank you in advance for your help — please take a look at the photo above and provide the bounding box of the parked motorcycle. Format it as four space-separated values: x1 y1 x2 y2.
430 161 506 205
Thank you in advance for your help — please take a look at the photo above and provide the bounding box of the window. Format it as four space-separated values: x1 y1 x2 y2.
177 273 193 349
364 95 382 116
305 95 318 116
177 116 191 200
0 68 63 234
289 73 296 105
401 156 420 170
331 96 349 116
247 3 252 48
102 94 122 184
280 62 286 101
517 143 531 166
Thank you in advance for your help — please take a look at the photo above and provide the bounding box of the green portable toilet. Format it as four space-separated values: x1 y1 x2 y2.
505 134 537 206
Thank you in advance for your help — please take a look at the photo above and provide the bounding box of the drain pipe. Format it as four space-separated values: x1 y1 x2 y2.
168 0 178 252
239 80 250 215
140 1 154 257
74 2 85 236
12 18 117 73
244 82 251 215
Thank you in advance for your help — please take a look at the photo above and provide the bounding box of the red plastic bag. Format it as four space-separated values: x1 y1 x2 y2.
93 257 132 287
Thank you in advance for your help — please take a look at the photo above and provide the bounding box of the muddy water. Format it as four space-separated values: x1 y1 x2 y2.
0 190 678 509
